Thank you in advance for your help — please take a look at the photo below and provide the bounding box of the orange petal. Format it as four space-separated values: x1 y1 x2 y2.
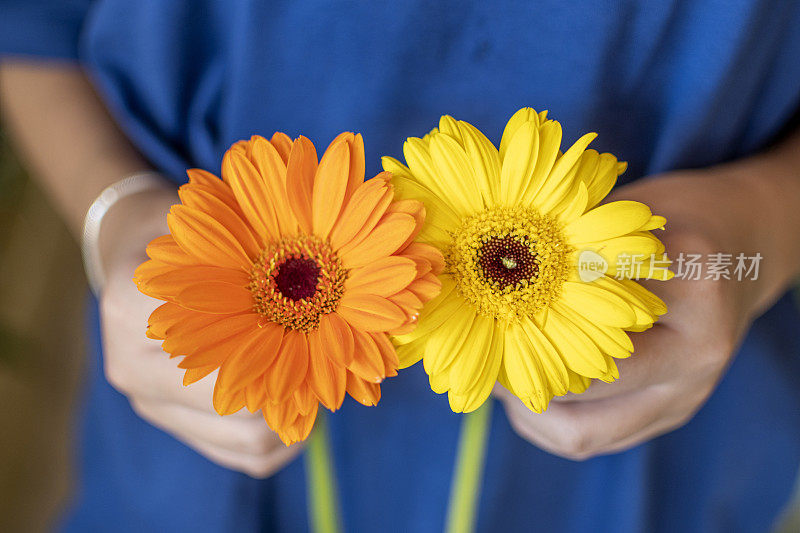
185 169 242 211
293 381 317 416
161 312 230 356
183 365 217 386
147 302 185 338
293 402 319 442
270 132 292 164
145 235 197 267
264 399 318 445
317 313 355 366
244 376 269 413
337 295 407 332
312 139 350 239
286 136 317 234
307 330 347 410
250 135 297 235
216 321 284 392
388 290 423 318
176 314 260 368
265 330 309 402
369 332 400 378
402 242 445 275
176 281 254 314
186 168 221 187
178 185 262 256
212 381 246 415
349 329 386 382
134 259 177 291
344 133 366 204
346 372 381 406
144 266 250 301
329 177 392 250
345 256 418 297
334 174 394 252
168 205 251 269
222 150 280 242
185 182 244 220
385 199 425 249
340 213 417 269
406 273 443 302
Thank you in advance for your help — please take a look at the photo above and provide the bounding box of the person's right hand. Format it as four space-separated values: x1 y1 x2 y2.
97 186 300 477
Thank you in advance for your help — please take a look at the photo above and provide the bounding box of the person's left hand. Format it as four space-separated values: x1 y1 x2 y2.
497 165 792 460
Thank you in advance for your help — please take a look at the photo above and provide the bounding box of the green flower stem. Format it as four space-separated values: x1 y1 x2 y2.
305 413 343 533
445 402 493 533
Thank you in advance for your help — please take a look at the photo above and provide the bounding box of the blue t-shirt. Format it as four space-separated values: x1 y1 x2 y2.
3 2 800 532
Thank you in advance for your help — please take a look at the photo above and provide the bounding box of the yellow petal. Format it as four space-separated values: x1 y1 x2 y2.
520 120 562 205
447 323 503 413
403 136 474 216
499 107 538 160
560 281 637 327
499 120 538 204
389 175 460 243
394 277 459 344
502 321 552 412
531 132 596 213
638 215 667 231
553 301 632 359
457 120 500 205
428 133 484 212
446 313 495 395
584 152 623 208
423 306 477 376
520 317 569 395
564 201 653 243
542 309 607 378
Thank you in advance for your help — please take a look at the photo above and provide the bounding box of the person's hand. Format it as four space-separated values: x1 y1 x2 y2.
497 161 795 460
97 186 300 476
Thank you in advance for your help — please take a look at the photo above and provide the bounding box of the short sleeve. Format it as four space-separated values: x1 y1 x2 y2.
0 0 94 60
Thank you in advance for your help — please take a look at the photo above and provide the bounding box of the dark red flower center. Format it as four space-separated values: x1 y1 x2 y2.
477 236 539 288
274 257 320 301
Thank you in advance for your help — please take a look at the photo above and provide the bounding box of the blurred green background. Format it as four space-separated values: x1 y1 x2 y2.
0 119 797 532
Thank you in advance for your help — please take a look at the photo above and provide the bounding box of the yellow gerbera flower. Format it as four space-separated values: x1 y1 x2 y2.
382 108 672 414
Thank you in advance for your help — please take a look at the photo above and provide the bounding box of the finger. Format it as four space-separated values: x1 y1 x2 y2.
185 435 302 478
129 397 295 459
103 331 235 412
499 381 683 460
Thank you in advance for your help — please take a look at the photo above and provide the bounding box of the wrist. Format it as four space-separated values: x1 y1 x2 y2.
82 173 178 294
99 187 179 274
710 155 800 314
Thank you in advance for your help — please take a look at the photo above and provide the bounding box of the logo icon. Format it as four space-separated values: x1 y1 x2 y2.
577 249 608 282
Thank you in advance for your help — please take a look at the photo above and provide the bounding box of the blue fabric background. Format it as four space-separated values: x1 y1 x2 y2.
3 1 800 531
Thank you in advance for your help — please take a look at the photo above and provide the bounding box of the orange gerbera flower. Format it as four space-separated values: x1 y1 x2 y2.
134 133 443 444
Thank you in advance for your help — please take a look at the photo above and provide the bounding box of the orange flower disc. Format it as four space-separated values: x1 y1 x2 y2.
134 132 443 445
